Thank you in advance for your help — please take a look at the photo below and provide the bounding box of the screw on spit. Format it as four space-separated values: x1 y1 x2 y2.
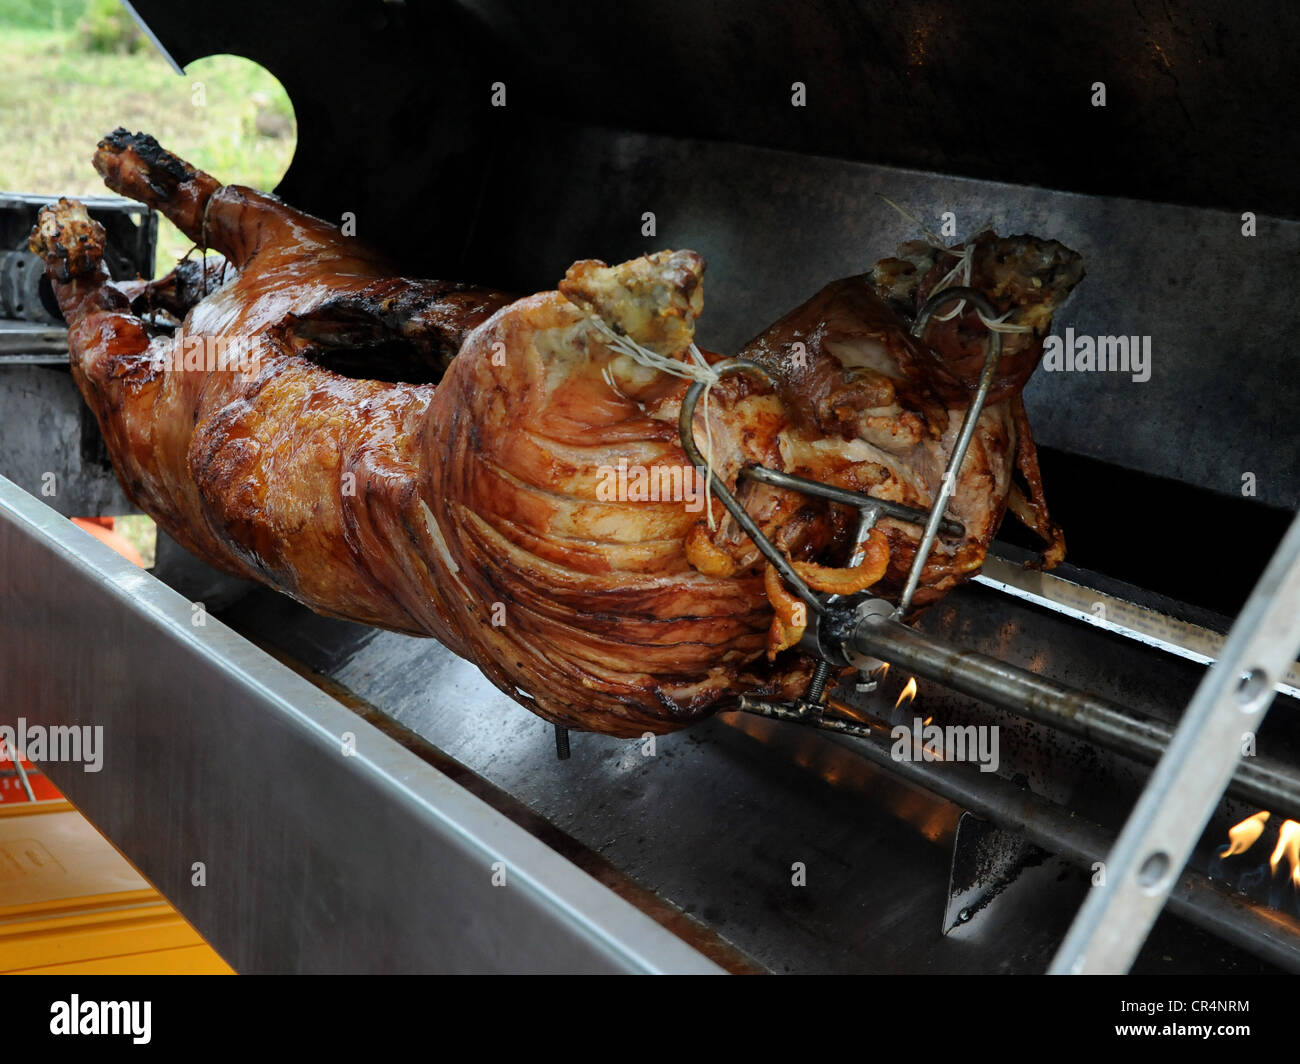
958 908 972 923
800 660 833 717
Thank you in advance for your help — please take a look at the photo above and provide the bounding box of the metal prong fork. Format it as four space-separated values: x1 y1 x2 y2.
895 285 1005 617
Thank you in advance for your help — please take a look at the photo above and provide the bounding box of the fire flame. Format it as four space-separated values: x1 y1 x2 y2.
1220 810 1300 886
1270 819 1300 887
895 676 918 710
1222 811 1270 857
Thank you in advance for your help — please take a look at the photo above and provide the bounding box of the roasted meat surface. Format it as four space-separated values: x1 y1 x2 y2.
31 131 1082 736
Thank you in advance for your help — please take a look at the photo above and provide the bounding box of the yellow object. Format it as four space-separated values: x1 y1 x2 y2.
0 801 234 974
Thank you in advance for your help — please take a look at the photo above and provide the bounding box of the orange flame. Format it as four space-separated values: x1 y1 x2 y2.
895 676 918 709
1222 811 1270 857
1270 819 1300 886
873 663 890 681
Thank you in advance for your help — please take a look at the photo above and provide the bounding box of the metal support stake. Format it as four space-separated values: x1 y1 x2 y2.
1050 510 1300 974
896 287 1004 616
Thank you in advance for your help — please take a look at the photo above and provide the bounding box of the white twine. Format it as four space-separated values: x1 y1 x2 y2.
587 315 723 529
876 195 1033 334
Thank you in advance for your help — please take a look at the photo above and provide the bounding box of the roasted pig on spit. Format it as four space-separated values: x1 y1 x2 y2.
30 131 1082 736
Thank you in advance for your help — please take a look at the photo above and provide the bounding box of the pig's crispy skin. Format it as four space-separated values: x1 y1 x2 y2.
31 132 512 632
32 130 1080 735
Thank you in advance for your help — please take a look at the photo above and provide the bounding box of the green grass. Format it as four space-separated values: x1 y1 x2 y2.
0 9 297 274
0 0 88 32
114 513 157 567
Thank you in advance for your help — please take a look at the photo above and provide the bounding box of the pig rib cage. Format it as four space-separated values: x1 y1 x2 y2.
675 287 1300 972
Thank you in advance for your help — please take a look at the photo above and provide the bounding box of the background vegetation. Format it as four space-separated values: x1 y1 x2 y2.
0 0 297 273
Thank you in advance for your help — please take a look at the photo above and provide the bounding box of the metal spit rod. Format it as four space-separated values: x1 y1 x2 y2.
742 465 965 539
846 600 1300 825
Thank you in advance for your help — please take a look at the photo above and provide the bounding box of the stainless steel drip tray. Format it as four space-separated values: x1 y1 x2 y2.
222 580 1280 974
